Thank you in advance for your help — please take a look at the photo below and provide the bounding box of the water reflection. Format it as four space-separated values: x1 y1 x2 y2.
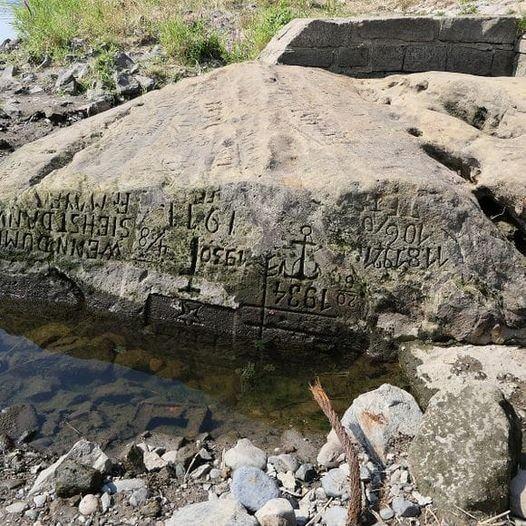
0 301 408 454
0 1 17 41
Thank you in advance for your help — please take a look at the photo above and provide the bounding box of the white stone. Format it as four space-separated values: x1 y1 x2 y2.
100 492 112 513
161 450 178 464
321 468 348 498
317 440 343 469
33 494 47 508
224 439 267 471
102 478 147 494
340 384 422 462
322 506 347 526
143 451 168 471
6 501 28 514
79 494 99 515
255 498 297 526
277 471 296 491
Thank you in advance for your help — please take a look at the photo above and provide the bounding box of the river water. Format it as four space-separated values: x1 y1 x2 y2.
0 1 17 41
0 301 407 454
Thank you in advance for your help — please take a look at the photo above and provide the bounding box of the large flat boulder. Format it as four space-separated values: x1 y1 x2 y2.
0 62 525 352
408 384 521 521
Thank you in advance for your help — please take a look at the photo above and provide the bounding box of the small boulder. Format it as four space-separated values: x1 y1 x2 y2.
114 72 140 98
224 438 267 471
316 439 343 469
340 384 422 463
408 384 520 518
255 498 297 526
232 466 280 512
55 460 102 497
511 469 526 519
30 439 111 495
166 497 258 526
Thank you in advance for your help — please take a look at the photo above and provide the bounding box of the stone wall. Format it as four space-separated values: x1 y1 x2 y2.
260 16 525 77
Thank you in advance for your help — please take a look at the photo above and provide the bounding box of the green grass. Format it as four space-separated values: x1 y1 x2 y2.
159 17 226 65
519 15 526 33
4 0 355 67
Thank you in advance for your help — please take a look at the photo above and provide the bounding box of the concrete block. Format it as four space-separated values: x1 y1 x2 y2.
439 17 518 44
334 45 370 68
491 49 516 76
370 43 406 71
404 44 447 72
356 17 439 42
279 48 335 68
446 44 493 75
289 19 353 48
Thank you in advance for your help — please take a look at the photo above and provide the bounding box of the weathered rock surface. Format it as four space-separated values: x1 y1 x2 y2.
1 62 526 350
166 497 258 526
511 469 526 519
399 341 526 408
408 383 521 520
55 460 103 497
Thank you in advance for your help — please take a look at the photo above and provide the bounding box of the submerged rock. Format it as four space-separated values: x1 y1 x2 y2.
408 383 521 519
0 63 525 351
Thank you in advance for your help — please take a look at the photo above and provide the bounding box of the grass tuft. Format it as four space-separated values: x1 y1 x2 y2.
159 17 225 65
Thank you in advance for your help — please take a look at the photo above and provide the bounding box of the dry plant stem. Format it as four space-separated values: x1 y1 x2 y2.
310 379 362 526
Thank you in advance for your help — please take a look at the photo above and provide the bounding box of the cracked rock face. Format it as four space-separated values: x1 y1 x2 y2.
0 62 525 352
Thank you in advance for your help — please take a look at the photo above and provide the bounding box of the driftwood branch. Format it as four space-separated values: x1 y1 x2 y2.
310 378 362 525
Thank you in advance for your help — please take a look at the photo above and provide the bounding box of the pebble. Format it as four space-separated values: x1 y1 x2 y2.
6 501 28 514
323 506 347 526
224 439 267 471
295 463 316 483
321 468 348 498
101 492 112 513
79 494 99 515
380 506 395 520
268 454 299 474
143 451 168 471
277 471 297 491
255 498 296 526
33 494 47 508
392 496 420 517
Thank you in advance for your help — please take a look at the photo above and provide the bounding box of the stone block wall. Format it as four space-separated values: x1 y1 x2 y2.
260 17 525 77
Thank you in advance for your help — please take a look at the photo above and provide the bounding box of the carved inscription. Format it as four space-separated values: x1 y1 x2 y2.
356 196 450 270
0 192 136 261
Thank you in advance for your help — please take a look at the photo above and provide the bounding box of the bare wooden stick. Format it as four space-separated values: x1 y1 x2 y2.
310 378 361 526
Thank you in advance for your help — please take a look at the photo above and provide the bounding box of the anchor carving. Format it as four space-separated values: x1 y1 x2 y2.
279 225 321 280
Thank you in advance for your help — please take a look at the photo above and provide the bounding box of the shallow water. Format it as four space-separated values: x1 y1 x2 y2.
0 301 408 454
0 1 17 41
